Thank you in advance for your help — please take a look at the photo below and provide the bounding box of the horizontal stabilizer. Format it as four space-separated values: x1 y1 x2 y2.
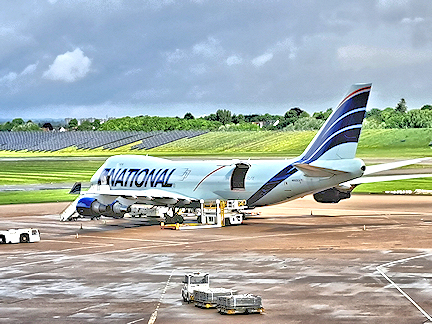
293 163 349 177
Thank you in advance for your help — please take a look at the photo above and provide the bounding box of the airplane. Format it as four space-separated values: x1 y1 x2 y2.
62 83 430 222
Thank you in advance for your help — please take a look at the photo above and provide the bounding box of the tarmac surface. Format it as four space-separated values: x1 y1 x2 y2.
1 194 432 323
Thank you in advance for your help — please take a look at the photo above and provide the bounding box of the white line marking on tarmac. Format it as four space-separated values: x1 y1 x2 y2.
124 270 175 324
75 302 111 313
380 253 432 268
377 252 432 322
261 205 432 216
0 223 383 272
147 269 174 324
77 226 365 258
80 235 181 244
0 225 381 283
0 244 114 270
126 318 146 324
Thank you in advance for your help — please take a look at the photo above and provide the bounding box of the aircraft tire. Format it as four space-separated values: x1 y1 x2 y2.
165 215 174 224
174 215 184 224
0 235 5 244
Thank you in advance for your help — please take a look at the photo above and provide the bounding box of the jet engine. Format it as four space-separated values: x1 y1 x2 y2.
76 197 130 218
313 187 351 203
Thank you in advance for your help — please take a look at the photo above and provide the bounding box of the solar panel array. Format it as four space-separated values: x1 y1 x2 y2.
0 130 208 152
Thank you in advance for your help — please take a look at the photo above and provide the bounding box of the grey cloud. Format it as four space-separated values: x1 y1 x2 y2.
338 45 432 71
0 0 432 119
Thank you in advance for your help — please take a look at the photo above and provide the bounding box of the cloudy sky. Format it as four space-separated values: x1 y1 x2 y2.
1 0 432 120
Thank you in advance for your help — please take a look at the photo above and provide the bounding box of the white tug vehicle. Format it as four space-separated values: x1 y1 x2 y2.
181 273 210 303
0 228 40 244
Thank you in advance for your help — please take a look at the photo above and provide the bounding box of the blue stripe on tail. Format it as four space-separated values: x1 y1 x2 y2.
300 86 370 162
247 165 297 206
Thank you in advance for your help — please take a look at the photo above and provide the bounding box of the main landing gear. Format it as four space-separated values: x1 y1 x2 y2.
164 207 184 224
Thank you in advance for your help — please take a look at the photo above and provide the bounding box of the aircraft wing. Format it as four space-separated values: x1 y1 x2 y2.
314 158 432 204
339 157 431 188
88 186 198 205
61 187 197 221
342 173 432 186
363 157 430 175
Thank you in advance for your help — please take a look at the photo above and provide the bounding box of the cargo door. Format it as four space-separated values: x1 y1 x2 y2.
230 163 250 191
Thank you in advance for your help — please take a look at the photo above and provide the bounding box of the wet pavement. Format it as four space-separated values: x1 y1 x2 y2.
1 194 432 323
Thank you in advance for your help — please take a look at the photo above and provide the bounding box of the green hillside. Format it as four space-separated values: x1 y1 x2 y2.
0 128 430 158
147 131 315 157
356 129 432 158
0 129 430 205
146 129 432 158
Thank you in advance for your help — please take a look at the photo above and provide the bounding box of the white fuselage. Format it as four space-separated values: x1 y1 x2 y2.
89 155 365 207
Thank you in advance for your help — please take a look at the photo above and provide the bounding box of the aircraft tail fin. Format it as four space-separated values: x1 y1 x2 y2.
299 83 372 162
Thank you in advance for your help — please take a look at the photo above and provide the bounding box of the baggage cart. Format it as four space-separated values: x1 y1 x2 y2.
193 288 234 308
217 294 264 315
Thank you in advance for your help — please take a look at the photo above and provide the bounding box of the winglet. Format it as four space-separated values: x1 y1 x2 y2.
69 182 81 194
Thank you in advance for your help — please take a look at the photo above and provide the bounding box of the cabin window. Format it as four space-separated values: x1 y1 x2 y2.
231 163 250 190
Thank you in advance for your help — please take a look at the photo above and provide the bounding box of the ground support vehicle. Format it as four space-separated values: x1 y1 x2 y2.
129 205 169 218
193 288 235 308
224 213 243 226
181 273 210 303
0 228 40 244
217 294 264 315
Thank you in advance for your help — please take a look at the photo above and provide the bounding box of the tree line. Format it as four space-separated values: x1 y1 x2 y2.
2 99 432 132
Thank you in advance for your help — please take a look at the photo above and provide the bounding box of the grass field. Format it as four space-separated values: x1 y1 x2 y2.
353 177 432 193
1 178 432 206
0 190 77 205
0 129 430 205
0 129 431 158
146 129 432 158
0 159 104 185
